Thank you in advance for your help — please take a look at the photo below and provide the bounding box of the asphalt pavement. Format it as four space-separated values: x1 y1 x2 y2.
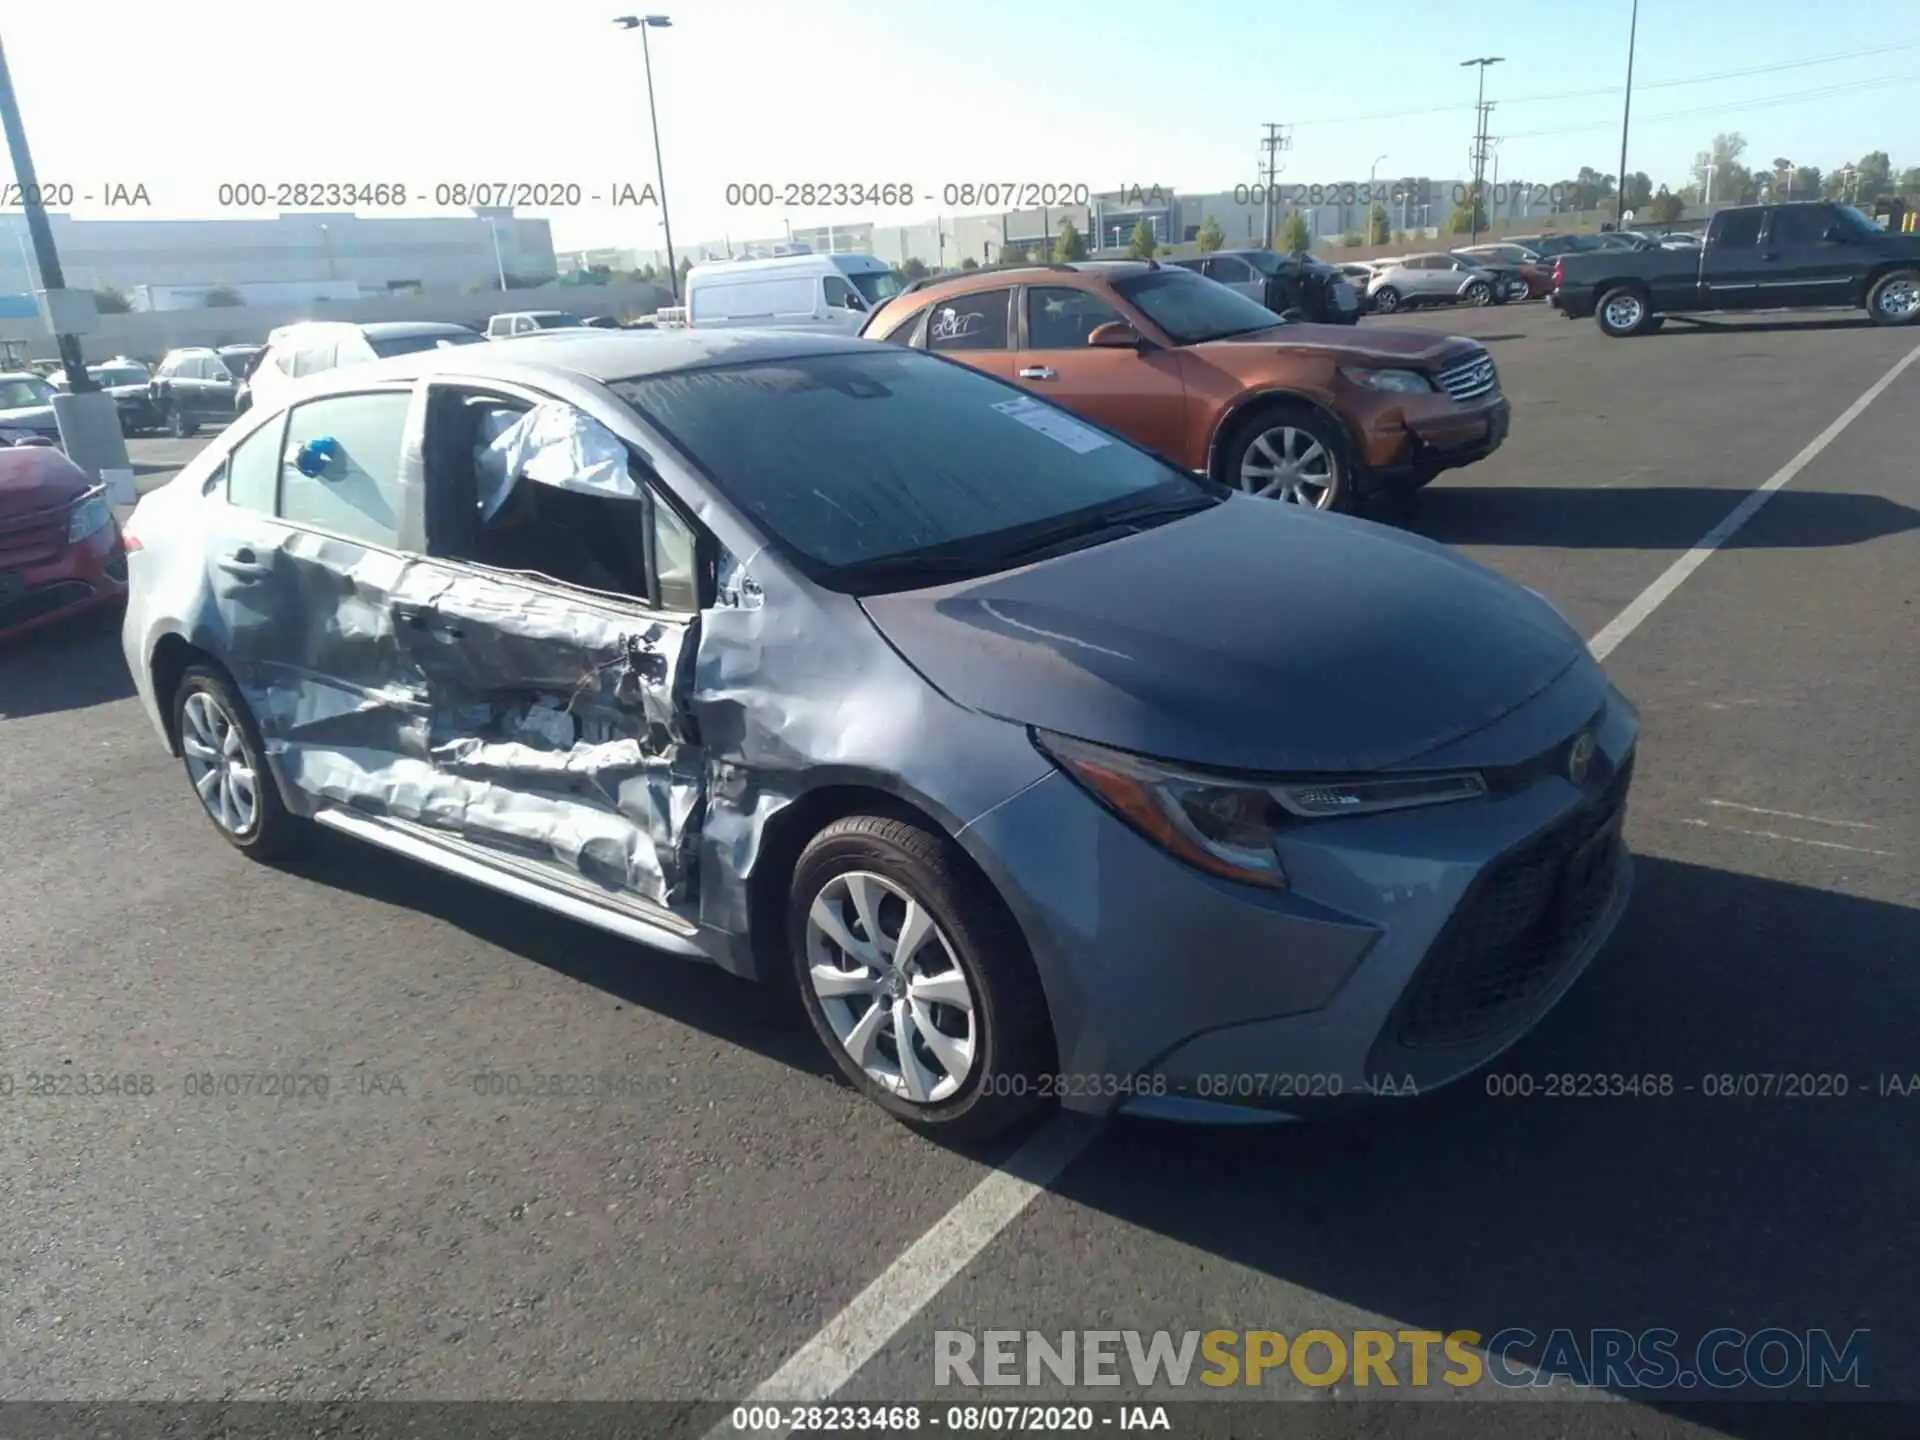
5 303 1918 1437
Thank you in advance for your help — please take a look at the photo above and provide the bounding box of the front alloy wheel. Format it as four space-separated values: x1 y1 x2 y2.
1237 423 1340 508
1465 280 1493 306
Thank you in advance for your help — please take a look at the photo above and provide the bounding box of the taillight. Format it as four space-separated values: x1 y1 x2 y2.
121 529 142 552
1552 258 1565 288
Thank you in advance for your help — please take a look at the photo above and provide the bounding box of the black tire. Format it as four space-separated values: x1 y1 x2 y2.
788 814 1054 1141
171 664 303 861
1464 280 1493 307
167 402 197 438
1220 401 1357 514
1865 269 1920 326
1371 286 1401 314
1595 285 1655 337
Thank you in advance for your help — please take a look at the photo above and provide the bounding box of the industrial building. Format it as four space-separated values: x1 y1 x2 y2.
0 208 559 307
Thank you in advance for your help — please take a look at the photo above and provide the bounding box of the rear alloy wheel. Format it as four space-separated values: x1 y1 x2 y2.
1596 286 1655 337
1866 269 1920 326
1229 409 1349 511
790 815 1053 1139
1371 286 1401 314
173 665 301 859
168 402 197 438
1464 280 1493 306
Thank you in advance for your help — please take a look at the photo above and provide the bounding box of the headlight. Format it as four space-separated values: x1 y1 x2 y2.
1035 732 1492 888
1341 367 1433 393
1035 730 1289 889
68 494 113 544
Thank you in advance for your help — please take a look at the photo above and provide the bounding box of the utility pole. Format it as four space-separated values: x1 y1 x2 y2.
1461 56 1504 245
1259 122 1292 248
1615 0 1640 226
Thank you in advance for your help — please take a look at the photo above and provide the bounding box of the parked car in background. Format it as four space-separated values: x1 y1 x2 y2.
1453 244 1553 299
118 328 1635 1137
1365 253 1503 313
51 358 161 435
1445 251 1531 303
582 315 623 329
150 347 248 436
1658 232 1704 249
1336 263 1383 311
1504 233 1615 261
0 444 127 641
217 344 264 381
859 260 1508 513
0 371 65 446
684 252 906 333
245 321 486 415
1170 249 1361 325
1553 200 1920 336
485 311 586 339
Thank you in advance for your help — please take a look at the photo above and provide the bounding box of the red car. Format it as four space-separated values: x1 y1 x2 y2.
0 446 129 641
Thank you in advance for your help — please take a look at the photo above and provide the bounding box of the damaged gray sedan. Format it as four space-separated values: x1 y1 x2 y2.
122 330 1637 1138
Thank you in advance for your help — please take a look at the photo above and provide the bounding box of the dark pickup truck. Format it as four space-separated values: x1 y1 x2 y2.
1551 201 1920 336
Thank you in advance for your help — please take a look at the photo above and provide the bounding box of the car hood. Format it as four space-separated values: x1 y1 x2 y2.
859 497 1585 774
0 450 89 516
1197 323 1479 365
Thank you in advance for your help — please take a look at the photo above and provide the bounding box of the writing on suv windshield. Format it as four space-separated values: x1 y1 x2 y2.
1112 270 1285 344
613 349 1212 589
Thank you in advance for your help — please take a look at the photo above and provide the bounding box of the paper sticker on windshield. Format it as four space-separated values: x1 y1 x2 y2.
990 396 1111 455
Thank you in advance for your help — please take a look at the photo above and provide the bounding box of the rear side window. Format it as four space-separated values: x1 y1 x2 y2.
1766 206 1833 249
926 289 1011 351
278 391 411 547
291 341 337 378
225 420 282 514
1714 211 1764 248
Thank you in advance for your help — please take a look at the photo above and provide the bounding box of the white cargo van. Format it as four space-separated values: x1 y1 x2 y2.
683 253 905 333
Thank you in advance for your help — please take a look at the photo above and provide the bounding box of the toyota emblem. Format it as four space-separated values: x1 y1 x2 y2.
1568 731 1597 786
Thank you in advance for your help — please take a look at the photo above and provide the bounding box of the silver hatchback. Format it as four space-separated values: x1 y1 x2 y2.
121 331 1637 1138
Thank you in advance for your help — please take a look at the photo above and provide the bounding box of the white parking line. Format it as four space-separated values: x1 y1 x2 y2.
1679 818 1897 858
1587 338 1920 663
723 338 1920 1425
1705 799 1879 830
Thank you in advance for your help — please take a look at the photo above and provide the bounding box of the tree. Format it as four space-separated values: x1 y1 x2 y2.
959 257 979 271
1620 171 1653 214
1902 167 1920 198
1366 204 1391 245
1126 218 1157 260
1565 166 1616 213
92 284 131 314
1446 196 1487 234
1052 220 1088 262
1645 187 1685 225
1156 245 1173 258
202 285 244 307
1692 132 1755 206
1194 215 1226 253
1851 150 1894 204
900 257 930 280
1001 244 1030 264
1791 165 1822 200
1276 208 1311 252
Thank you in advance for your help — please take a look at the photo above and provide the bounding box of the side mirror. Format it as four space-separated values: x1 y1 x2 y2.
1087 321 1145 349
294 436 340 478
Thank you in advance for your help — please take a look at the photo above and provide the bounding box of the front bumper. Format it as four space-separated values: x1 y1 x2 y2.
0 517 128 642
1359 393 1511 488
959 673 1639 1121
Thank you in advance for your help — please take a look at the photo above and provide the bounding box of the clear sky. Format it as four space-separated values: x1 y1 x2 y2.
4 0 1915 251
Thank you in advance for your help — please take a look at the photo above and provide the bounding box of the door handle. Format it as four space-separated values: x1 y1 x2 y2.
215 549 269 582
1017 366 1056 380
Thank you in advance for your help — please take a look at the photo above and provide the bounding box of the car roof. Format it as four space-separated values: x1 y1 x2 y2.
301 327 874 389
357 321 480 338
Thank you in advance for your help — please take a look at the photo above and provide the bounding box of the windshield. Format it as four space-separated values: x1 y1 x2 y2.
367 331 487 358
534 313 583 329
1112 269 1284 344
0 376 54 409
93 366 148 386
1240 251 1284 276
612 349 1212 588
849 269 906 305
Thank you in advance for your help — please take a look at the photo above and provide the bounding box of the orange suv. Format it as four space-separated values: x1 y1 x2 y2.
858 260 1510 513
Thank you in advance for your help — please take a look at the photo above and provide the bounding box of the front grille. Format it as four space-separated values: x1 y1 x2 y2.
0 506 70 568
0 578 94 629
1435 351 1499 402
1394 756 1633 1049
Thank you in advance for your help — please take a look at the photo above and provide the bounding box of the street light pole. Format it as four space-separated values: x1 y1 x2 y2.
615 15 679 300
1614 0 1640 226
1461 56 1504 245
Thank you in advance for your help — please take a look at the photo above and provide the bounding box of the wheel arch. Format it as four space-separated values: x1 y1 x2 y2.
1205 386 1360 484
148 631 222 757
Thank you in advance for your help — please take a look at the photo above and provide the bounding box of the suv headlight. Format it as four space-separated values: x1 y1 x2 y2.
68 494 113 544
1035 731 1490 889
1341 367 1433 393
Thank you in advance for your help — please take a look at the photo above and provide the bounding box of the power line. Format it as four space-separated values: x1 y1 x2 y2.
1499 70 1920 142
1291 42 1920 130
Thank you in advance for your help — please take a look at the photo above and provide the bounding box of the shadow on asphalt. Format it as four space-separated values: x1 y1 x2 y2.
282 825 840 1085
1049 854 1917 1417
1663 315 1882 337
0 604 133 717
1400 484 1920 551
